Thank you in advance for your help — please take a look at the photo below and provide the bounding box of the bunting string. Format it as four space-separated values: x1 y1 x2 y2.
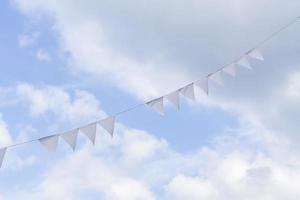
0 16 299 168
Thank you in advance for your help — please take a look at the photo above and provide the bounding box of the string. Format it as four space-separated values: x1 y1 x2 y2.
1 16 299 151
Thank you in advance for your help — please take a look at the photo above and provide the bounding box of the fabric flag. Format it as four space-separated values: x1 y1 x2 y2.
147 97 164 115
80 123 97 144
100 116 116 137
39 135 59 152
194 78 208 95
237 56 252 69
0 148 7 168
208 71 224 86
180 83 195 101
165 90 180 109
61 129 78 151
223 63 236 77
247 49 264 61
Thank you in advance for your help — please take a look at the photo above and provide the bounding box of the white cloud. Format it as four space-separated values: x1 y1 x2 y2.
16 83 105 125
36 49 52 61
18 32 40 47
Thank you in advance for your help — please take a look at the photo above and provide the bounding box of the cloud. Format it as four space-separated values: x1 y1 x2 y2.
36 49 52 61
18 32 40 47
16 83 105 125
0 114 12 147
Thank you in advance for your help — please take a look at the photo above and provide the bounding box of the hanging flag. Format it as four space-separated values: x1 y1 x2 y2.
180 83 195 101
39 135 59 152
100 116 115 137
147 97 164 115
223 63 236 77
247 49 264 61
208 71 224 86
194 78 208 95
80 123 97 145
61 129 78 151
165 90 180 109
0 148 7 168
237 56 252 69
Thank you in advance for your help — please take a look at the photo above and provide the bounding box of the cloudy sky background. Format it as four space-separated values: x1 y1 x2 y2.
1 0 300 199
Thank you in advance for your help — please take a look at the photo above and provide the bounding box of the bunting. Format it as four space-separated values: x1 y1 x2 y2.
180 83 195 101
165 90 180 109
61 129 78 151
147 97 164 115
194 78 209 94
0 148 6 168
0 14 296 169
100 116 116 137
237 56 252 69
223 63 237 77
39 135 59 152
80 123 97 144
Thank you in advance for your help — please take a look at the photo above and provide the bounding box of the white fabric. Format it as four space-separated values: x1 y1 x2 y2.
147 97 164 115
165 90 180 109
237 56 252 69
61 129 78 151
180 83 195 101
223 63 236 77
100 116 116 137
209 71 224 85
0 148 6 168
248 49 264 61
194 78 208 94
39 135 59 152
80 123 97 144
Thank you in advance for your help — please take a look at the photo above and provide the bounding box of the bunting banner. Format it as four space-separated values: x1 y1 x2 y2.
147 97 164 115
0 148 6 168
165 90 180 109
0 16 298 168
61 129 78 151
100 116 116 137
80 123 97 145
39 135 59 152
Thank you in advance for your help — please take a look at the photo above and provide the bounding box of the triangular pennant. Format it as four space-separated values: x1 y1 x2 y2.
61 129 78 151
247 49 264 61
100 116 116 137
39 135 59 152
165 90 180 109
209 71 224 86
147 97 164 115
194 78 208 95
237 56 252 69
80 123 97 144
0 148 7 168
223 63 237 77
180 83 195 101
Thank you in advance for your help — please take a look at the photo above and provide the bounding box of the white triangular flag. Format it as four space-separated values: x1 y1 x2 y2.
180 83 195 101
0 148 7 168
39 135 59 152
247 49 264 61
223 63 237 77
165 90 180 109
194 78 208 95
80 123 97 144
147 97 164 114
100 116 115 137
61 129 78 151
209 71 224 86
237 56 252 69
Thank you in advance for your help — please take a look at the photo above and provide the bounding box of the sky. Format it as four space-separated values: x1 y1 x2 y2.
1 0 300 199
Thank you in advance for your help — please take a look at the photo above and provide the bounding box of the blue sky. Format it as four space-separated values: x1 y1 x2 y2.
1 0 300 199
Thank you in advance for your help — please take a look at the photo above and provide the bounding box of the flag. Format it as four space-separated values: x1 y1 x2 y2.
100 116 116 137
147 97 164 115
61 129 78 151
39 135 59 152
80 123 97 144
165 90 180 109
